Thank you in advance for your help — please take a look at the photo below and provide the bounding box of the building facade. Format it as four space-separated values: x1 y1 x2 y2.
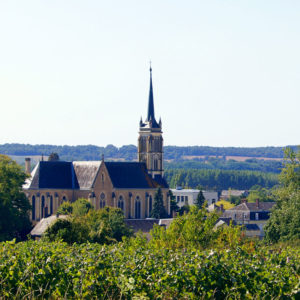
171 188 218 208
23 67 169 222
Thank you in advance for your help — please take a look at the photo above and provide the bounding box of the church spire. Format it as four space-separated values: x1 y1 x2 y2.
146 64 157 124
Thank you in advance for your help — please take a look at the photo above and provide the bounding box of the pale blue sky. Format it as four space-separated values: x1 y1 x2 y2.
0 1 299 147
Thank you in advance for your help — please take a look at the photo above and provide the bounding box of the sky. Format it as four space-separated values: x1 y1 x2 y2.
0 1 299 148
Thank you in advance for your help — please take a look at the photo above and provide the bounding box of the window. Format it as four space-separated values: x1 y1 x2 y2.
50 196 53 215
149 195 153 215
255 213 259 221
41 196 45 218
176 196 180 203
118 196 124 211
185 196 188 203
135 196 141 219
181 196 184 202
100 193 106 208
32 196 36 220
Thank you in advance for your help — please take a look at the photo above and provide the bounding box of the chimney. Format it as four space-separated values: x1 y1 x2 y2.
256 198 259 208
25 158 31 174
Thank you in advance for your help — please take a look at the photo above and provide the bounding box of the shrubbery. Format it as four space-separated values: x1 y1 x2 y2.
46 199 133 245
0 237 299 299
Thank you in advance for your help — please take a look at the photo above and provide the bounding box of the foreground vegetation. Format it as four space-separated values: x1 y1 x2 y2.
0 236 299 299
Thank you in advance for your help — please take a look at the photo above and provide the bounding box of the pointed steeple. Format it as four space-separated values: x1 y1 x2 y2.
146 65 157 125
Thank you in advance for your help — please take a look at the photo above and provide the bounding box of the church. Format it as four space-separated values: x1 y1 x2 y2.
23 67 170 222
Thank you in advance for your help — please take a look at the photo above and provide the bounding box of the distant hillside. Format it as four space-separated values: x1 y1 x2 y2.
0 143 298 162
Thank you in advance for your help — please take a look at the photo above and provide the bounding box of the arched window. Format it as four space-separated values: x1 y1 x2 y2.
100 193 106 209
41 195 45 218
32 196 36 220
149 195 153 216
135 196 141 219
62 196 67 202
154 158 158 170
50 195 53 215
118 196 124 211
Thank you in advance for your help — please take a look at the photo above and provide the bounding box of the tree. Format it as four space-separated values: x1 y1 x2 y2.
195 190 205 209
44 218 89 244
72 198 94 216
48 153 59 161
0 155 31 241
265 148 300 242
45 206 132 244
168 190 179 215
57 202 73 215
151 188 167 219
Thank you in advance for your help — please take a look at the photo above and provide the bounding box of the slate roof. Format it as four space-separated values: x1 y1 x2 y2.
244 224 260 231
73 161 101 189
105 162 168 189
24 160 168 191
226 202 275 212
125 219 159 233
27 161 79 189
30 215 68 237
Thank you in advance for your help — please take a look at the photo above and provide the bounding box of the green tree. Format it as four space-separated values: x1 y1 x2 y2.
151 188 167 219
86 207 132 243
44 218 89 244
45 206 132 244
168 190 179 215
0 155 31 241
72 198 94 216
265 148 300 242
57 202 73 215
195 190 205 209
48 153 59 161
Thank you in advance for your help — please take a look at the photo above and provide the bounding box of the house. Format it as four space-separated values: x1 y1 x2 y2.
221 190 248 200
171 188 218 207
222 199 275 237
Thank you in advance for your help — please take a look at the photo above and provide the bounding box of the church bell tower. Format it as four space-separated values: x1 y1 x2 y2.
138 66 164 179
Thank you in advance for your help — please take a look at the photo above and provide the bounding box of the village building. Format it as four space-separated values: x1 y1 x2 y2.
171 188 218 207
23 67 170 222
222 199 275 237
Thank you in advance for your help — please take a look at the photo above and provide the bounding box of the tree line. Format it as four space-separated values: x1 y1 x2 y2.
0 143 298 162
164 169 279 190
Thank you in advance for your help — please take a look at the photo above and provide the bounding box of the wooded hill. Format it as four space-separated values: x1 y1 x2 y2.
0 143 298 162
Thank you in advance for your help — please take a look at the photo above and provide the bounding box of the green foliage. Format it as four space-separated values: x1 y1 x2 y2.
246 185 275 202
265 148 300 243
195 190 205 209
72 198 93 217
45 207 133 245
0 155 31 241
85 208 133 244
2 143 298 161
164 168 278 190
0 238 299 298
56 201 73 215
150 188 167 218
48 152 59 161
168 189 179 215
44 218 89 244
150 206 220 249
229 195 242 205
